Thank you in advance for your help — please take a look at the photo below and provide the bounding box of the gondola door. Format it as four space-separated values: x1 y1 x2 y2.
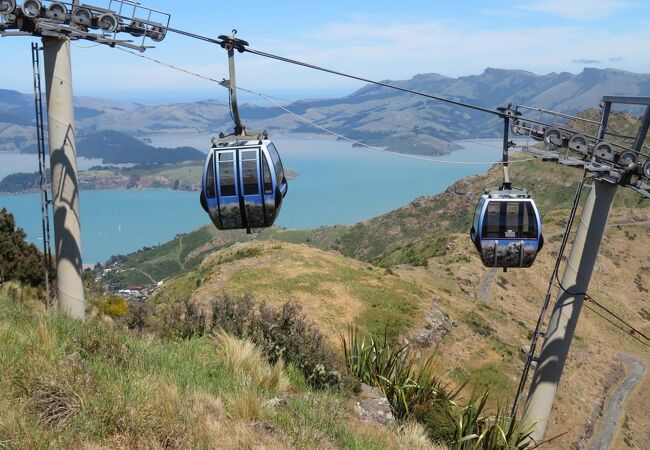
216 150 243 229
238 148 265 229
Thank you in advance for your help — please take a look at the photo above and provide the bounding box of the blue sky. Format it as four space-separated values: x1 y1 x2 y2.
2 0 650 103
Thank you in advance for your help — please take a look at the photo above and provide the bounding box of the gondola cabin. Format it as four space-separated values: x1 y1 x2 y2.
200 139 288 231
470 190 543 268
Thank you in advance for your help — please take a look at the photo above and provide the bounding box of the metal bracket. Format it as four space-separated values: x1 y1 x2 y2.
214 29 265 141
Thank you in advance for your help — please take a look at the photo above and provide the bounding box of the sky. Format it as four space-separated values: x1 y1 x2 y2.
2 0 650 104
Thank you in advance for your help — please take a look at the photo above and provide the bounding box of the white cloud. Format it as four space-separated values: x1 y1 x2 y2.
64 20 650 98
3 13 650 102
514 0 633 20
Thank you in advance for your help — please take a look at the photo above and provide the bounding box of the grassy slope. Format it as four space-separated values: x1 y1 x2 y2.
150 218 650 448
420 220 650 449
0 286 438 450
142 152 650 448
106 150 648 287
153 241 429 339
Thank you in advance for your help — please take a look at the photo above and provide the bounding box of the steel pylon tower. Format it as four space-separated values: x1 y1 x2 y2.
510 96 650 446
1 0 170 318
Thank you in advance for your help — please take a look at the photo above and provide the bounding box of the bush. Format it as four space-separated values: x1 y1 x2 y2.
125 301 155 330
0 208 45 288
94 295 129 319
341 327 533 449
412 397 456 444
212 297 346 389
450 391 533 450
163 299 206 340
162 295 350 390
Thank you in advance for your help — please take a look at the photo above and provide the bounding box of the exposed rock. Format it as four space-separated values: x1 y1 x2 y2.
356 383 395 427
410 302 453 347
263 397 288 410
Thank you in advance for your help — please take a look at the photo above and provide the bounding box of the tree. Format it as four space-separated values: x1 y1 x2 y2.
0 208 45 287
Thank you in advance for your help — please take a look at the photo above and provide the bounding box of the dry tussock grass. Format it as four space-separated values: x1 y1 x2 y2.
213 330 289 394
188 390 290 449
128 382 190 449
398 422 449 450
226 388 262 421
34 320 55 355
0 397 20 449
84 379 188 449
28 299 48 317
203 419 290 450
30 373 83 429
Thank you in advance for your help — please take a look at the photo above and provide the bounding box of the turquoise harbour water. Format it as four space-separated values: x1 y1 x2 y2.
0 138 508 264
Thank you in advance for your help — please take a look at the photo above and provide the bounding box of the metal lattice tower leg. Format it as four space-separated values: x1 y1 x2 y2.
31 42 54 305
42 37 85 319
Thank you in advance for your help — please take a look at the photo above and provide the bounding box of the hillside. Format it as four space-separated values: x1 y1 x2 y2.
152 241 428 339
103 147 650 287
19 130 205 165
106 147 650 448
0 161 205 194
3 67 650 154
0 285 441 449
75 130 204 165
148 214 650 449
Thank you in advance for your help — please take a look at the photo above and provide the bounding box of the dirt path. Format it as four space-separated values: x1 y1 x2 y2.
176 235 187 271
589 354 647 450
132 268 157 284
477 268 498 302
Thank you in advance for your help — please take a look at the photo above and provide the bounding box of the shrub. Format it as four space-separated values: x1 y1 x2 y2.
163 299 206 340
125 301 155 330
341 329 534 449
450 391 533 450
210 294 255 337
0 208 45 288
164 295 350 390
247 302 344 389
412 397 457 444
94 295 129 319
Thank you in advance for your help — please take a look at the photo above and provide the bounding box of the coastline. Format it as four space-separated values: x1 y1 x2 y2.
0 164 300 195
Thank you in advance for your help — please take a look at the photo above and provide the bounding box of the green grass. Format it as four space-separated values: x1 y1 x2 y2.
0 291 414 449
450 363 512 400
224 259 425 338
374 235 449 267
462 311 495 337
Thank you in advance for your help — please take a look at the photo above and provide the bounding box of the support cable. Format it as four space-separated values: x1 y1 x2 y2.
163 28 505 118
114 47 537 166
242 46 504 117
583 300 650 349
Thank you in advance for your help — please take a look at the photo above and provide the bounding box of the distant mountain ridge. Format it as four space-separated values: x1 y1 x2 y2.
2 67 650 154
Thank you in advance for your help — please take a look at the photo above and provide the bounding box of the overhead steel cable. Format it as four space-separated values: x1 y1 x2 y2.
114 47 538 166
242 46 504 118
583 300 650 349
165 26 223 45
156 26 504 118
587 296 650 343
240 86 537 165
